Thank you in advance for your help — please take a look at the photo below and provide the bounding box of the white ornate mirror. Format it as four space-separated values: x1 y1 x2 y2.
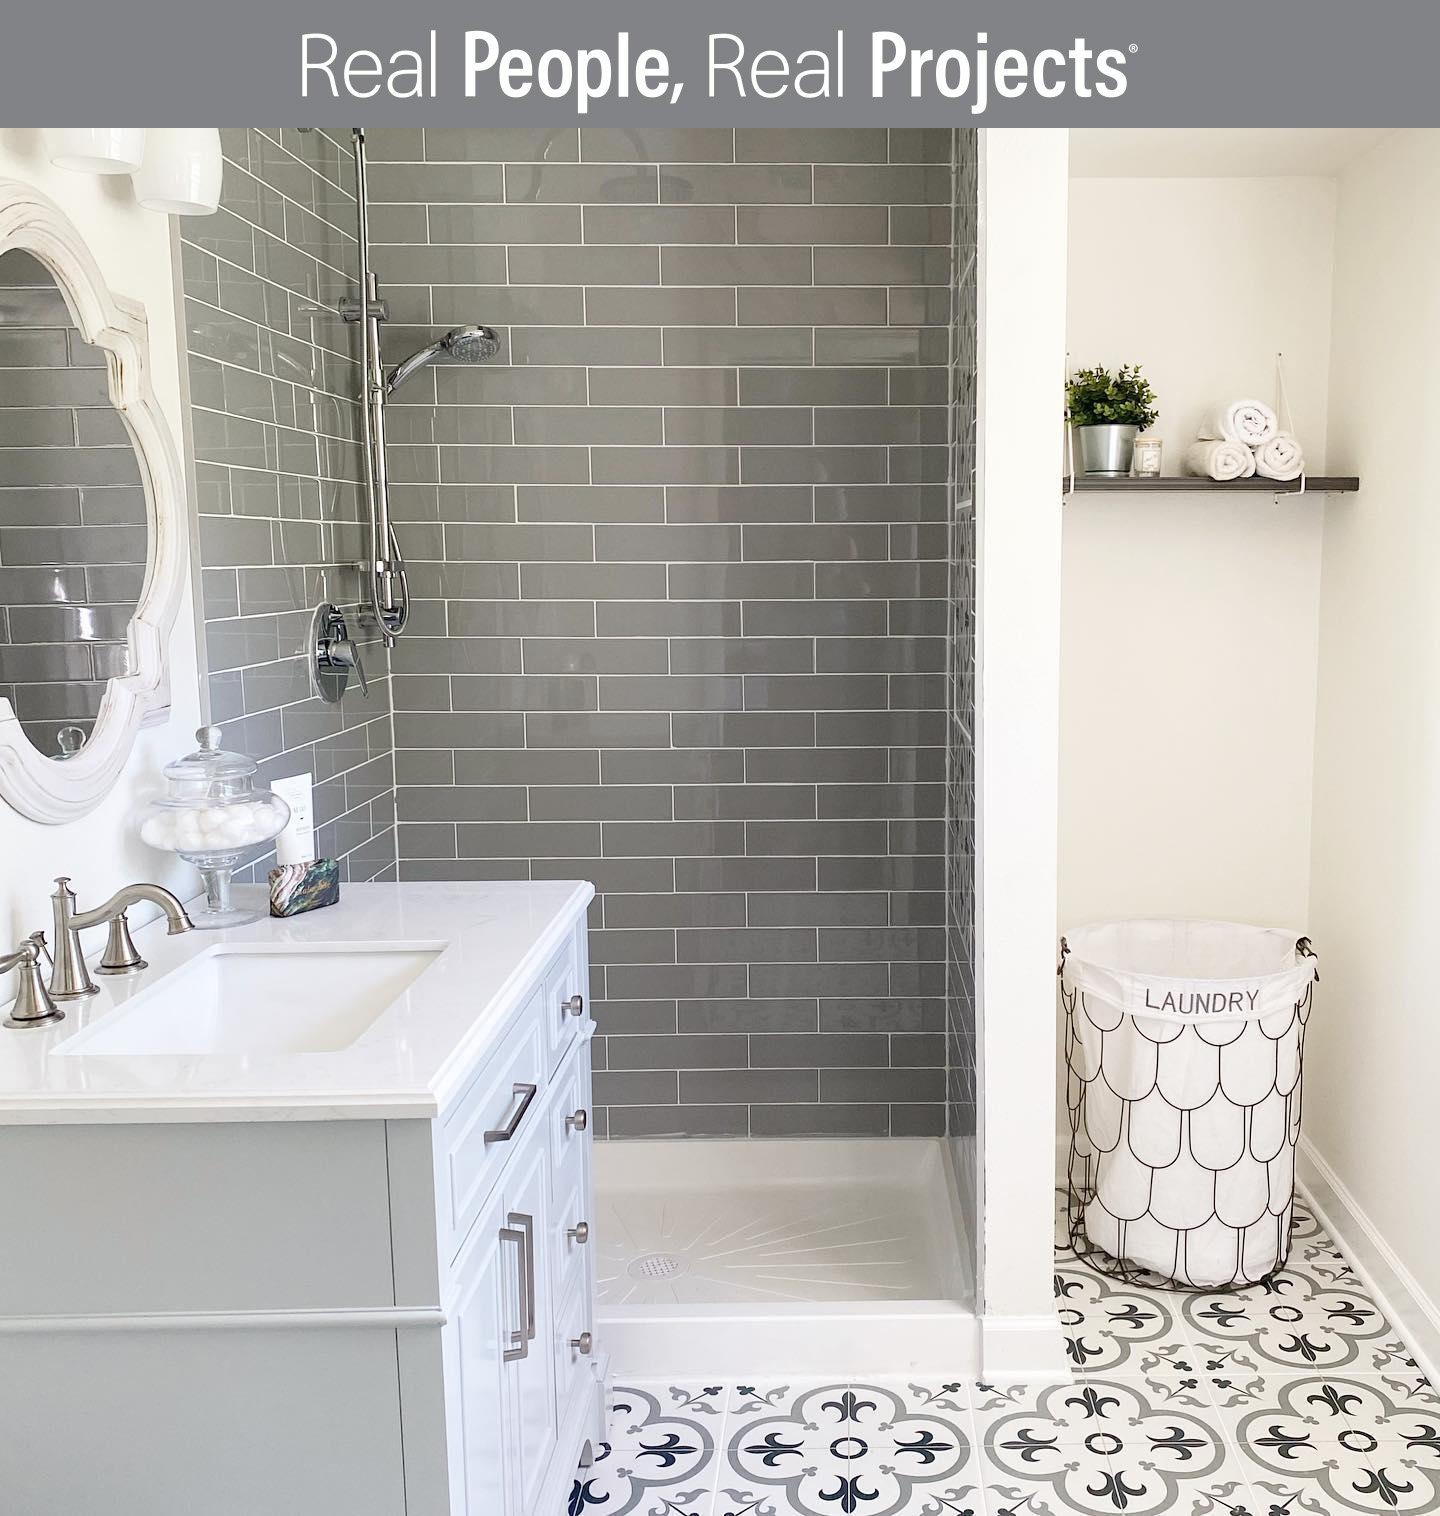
0 177 185 822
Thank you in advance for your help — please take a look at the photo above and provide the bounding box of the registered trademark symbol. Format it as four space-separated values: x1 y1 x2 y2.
1129 43 1138 52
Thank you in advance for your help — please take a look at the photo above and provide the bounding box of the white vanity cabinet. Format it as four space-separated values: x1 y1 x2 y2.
0 883 603 1516
420 1026 602 1516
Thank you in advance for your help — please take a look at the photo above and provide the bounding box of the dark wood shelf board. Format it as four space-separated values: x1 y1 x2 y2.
1069 475 1360 494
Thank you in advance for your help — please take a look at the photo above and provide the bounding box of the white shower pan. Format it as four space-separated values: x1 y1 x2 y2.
594 1137 976 1378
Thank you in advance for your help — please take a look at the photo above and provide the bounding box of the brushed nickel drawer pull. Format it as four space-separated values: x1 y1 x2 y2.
563 993 585 1018
566 1221 590 1245
565 1107 588 1134
484 1082 538 1145
570 1331 593 1355
499 1222 528 1362
510 1211 537 1342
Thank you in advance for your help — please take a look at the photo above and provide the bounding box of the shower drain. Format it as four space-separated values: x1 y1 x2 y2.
628 1251 688 1281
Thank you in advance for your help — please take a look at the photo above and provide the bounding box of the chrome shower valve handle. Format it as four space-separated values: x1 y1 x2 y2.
311 603 370 702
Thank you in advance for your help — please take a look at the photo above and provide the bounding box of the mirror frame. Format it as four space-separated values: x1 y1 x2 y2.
0 177 186 823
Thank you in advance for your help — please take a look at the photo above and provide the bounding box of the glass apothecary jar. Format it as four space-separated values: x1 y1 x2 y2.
138 726 290 928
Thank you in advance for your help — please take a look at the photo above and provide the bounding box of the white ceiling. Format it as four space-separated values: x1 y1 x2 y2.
1069 129 1393 179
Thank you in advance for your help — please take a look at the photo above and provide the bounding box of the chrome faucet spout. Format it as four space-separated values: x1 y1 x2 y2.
48 878 194 1000
70 882 193 937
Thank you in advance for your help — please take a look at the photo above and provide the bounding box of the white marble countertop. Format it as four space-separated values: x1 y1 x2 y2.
0 880 593 1124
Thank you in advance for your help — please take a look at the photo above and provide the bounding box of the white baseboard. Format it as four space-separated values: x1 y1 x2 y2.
978 1312 1069 1382
1297 1138 1440 1387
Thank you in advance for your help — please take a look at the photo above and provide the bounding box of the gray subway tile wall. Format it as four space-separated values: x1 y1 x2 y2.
368 126 963 1139
946 135 979 1176
0 249 144 756
180 130 397 882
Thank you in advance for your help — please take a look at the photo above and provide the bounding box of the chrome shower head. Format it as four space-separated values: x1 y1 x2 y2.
441 324 501 362
384 324 500 395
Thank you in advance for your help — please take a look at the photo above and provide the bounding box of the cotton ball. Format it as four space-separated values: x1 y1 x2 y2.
140 813 172 849
174 811 204 850
218 815 250 847
240 806 270 843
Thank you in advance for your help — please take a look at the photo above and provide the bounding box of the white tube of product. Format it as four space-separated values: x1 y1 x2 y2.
271 772 316 866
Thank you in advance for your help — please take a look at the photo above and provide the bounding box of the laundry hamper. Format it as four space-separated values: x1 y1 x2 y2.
1061 920 1318 1290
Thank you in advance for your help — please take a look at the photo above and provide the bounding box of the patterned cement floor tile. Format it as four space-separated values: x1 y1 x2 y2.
978 1440 1259 1516
570 1440 721 1516
970 1382 1092 1447
1235 1437 1440 1516
608 1381 730 1446
718 1394 978 1516
847 1377 975 1416
580 1200 1438 1516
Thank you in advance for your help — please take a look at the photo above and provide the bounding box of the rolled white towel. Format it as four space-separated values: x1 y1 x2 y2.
1199 399 1279 447
1185 439 1257 481
1253 432 1305 482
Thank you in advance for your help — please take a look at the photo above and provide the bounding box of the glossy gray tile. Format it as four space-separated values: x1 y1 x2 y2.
194 126 973 1136
180 127 397 885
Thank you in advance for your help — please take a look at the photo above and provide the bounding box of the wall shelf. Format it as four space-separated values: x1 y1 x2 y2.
1069 475 1360 495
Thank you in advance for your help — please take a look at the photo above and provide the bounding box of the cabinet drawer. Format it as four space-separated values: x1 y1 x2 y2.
440 996 546 1261
542 927 585 1073
548 1036 592 1178
553 1273 598 1426
550 1149 590 1311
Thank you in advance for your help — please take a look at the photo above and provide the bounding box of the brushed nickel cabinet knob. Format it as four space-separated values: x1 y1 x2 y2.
566 1221 590 1245
563 993 585 1018
570 1331 593 1355
565 1107 588 1134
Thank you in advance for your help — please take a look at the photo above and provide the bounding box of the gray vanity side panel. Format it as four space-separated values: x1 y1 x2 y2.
386 1113 445 1308
0 1119 395 1315
1 1325 406 1516
396 1324 455 1516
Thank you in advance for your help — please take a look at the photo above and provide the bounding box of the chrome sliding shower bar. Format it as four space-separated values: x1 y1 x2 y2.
338 126 498 648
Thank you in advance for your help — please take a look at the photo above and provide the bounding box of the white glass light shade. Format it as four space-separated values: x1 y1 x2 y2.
132 129 224 216
48 128 146 174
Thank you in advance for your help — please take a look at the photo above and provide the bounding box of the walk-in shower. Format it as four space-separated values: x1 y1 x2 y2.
265 122 983 1378
339 127 498 646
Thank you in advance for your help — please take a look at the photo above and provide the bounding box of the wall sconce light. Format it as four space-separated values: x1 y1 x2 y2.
132 129 224 216
48 129 146 174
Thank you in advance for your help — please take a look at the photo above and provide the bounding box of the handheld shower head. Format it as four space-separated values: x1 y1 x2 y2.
384 324 500 395
441 324 501 362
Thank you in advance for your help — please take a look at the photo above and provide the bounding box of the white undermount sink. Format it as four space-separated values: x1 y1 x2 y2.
52 944 444 1058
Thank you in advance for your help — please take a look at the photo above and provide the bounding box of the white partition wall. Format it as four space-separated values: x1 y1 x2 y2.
974 128 1070 1380
1305 128 1440 1377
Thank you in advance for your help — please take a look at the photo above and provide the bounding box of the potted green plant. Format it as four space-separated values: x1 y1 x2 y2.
1066 364 1160 477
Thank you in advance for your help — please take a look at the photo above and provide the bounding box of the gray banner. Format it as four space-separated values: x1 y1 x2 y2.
3 0 1436 122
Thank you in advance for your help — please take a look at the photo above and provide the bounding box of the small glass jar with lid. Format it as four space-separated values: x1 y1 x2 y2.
139 726 290 928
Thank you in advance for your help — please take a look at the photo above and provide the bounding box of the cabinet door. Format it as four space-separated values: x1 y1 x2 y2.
503 1133 558 1515
443 1187 515 1516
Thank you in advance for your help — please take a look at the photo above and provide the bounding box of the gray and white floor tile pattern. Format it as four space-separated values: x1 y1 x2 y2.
572 1195 1440 1514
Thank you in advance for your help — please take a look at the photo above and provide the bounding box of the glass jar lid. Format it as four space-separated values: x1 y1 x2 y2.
160 724 263 807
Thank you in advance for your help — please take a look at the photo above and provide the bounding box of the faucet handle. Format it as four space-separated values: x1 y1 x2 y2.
314 604 370 698
96 910 148 977
327 636 370 696
1 938 63 1029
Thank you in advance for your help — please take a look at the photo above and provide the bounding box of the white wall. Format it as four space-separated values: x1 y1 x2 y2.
1306 129 1440 1314
1060 177 1337 932
0 131 201 945
976 128 1069 1379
